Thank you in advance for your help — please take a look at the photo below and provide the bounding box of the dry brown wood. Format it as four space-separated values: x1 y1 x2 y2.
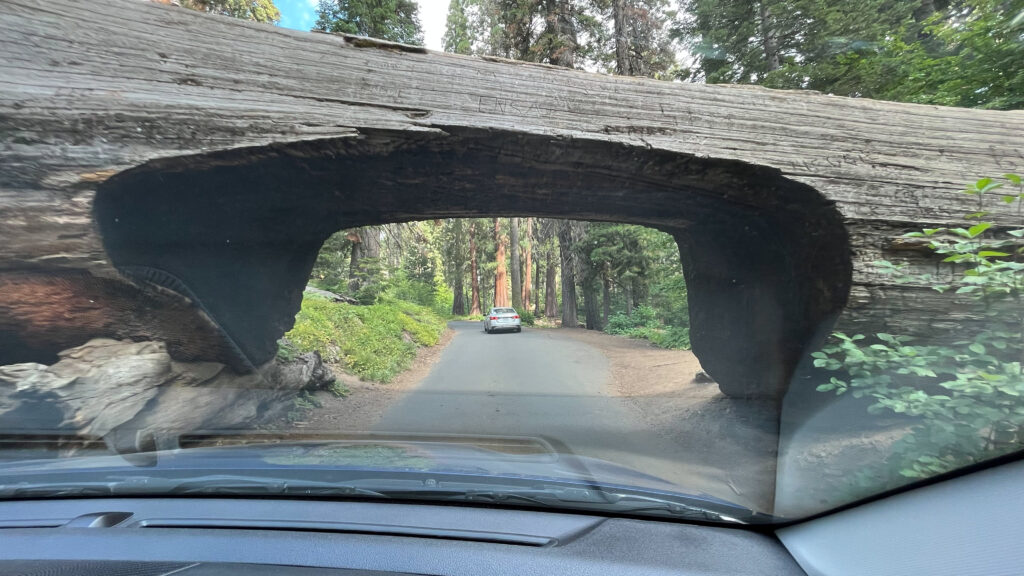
1 0 1022 398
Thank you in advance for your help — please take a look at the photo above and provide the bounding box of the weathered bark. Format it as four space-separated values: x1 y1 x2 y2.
522 218 532 308
1 0 1022 399
613 0 632 76
533 244 542 315
558 222 579 328
493 219 509 308
583 278 602 331
348 226 381 292
545 246 559 318
469 222 482 316
510 217 523 310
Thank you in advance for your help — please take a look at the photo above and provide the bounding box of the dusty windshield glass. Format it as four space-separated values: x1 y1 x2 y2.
0 0 1021 523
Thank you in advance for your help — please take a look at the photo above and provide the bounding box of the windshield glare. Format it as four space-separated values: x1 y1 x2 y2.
1 0 1022 525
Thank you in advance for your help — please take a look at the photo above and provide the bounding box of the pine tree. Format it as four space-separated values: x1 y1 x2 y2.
315 0 424 45
443 0 474 54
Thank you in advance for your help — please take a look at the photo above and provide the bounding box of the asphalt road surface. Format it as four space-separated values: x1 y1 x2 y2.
373 321 731 500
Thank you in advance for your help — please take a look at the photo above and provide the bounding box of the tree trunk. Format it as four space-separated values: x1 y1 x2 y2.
534 251 542 315
522 218 533 308
613 0 631 76
558 221 578 328
583 278 601 330
542 0 577 68
510 217 523 310
451 219 466 316
759 1 780 73
545 245 558 318
602 273 611 325
469 221 482 316
348 226 381 292
493 218 509 307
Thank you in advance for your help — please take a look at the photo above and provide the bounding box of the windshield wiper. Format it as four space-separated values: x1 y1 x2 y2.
0 475 391 499
441 486 750 523
0 475 754 523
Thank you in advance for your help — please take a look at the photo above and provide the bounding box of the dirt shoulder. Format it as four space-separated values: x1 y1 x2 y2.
286 328 456 432
560 328 779 506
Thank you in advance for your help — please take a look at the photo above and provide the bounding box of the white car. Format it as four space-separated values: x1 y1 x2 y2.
483 307 522 333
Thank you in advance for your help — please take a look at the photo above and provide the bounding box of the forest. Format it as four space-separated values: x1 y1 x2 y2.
307 219 691 345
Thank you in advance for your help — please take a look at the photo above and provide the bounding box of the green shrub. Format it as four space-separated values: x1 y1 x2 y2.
605 312 635 334
813 174 1024 490
519 310 536 326
607 305 660 335
328 381 350 397
285 295 447 383
632 305 658 327
650 325 691 349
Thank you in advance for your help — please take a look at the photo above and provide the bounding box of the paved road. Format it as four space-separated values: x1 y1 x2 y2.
373 321 726 497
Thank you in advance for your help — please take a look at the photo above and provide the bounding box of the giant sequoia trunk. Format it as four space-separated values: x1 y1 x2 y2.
493 219 509 308
1 0 1022 402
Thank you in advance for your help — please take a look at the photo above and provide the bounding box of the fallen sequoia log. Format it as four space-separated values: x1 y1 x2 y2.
0 339 334 452
305 285 360 305
1 0 1022 401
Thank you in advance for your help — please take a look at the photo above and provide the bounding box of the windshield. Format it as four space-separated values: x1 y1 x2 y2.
1 0 1021 525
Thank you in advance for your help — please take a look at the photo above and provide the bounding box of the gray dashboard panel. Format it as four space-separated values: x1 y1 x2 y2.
0 498 804 576
777 458 1024 576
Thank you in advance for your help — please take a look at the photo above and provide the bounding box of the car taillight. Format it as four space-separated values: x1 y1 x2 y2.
514 315 519 319
490 316 498 320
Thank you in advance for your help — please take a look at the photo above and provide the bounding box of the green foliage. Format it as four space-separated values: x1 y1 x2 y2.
287 391 323 422
315 0 424 44
813 174 1024 489
443 0 474 54
285 294 446 382
328 380 351 397
605 305 690 349
650 274 689 327
650 325 691 349
680 0 1024 111
310 231 353 291
182 0 282 23
518 309 536 326
606 305 657 334
276 337 298 362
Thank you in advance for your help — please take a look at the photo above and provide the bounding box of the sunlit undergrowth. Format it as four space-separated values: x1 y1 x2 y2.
283 294 447 382
605 305 691 350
